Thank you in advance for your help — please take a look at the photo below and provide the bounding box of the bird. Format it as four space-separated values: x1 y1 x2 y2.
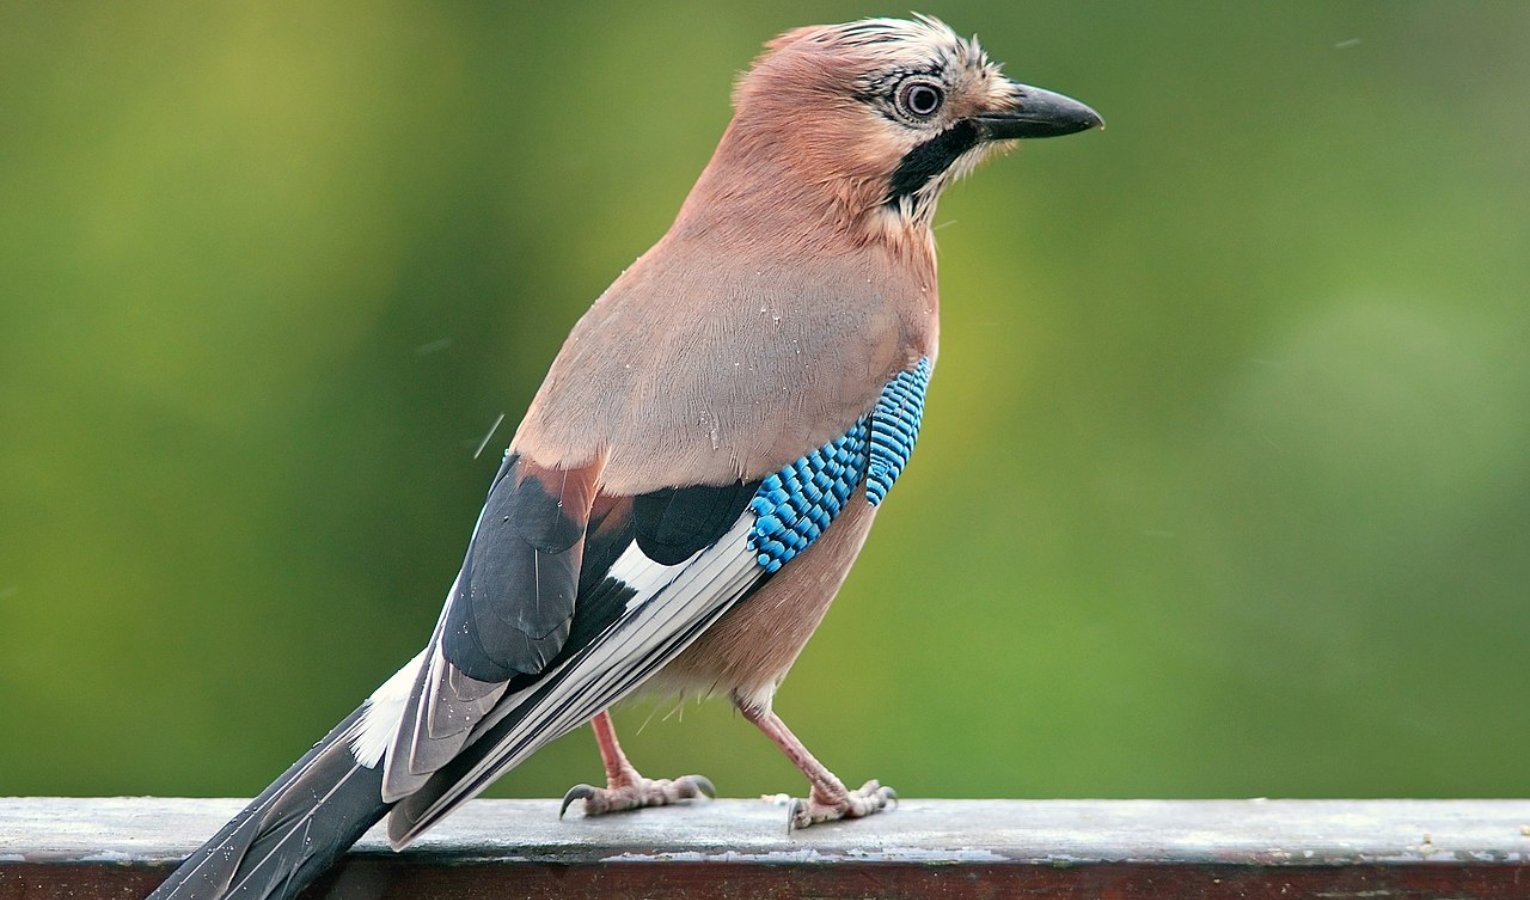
147 15 1100 900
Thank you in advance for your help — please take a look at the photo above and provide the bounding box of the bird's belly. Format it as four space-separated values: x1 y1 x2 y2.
648 494 879 712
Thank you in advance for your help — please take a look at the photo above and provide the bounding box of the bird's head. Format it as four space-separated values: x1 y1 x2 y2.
681 15 1101 247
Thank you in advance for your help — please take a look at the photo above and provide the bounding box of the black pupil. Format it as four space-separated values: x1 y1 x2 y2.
908 85 940 115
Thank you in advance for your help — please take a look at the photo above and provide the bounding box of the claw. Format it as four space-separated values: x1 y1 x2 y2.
560 783 597 819
682 774 716 799
786 797 806 834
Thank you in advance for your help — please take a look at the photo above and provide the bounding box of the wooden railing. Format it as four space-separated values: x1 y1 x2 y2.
3 797 1529 898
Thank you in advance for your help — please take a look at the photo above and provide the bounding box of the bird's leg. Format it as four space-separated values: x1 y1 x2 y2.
737 700 896 830
560 710 714 817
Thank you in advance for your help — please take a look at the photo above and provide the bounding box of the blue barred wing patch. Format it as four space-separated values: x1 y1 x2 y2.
866 357 932 505
748 357 932 572
748 430 868 573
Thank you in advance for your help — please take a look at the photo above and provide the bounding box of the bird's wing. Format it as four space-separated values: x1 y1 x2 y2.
374 358 932 846
378 453 599 800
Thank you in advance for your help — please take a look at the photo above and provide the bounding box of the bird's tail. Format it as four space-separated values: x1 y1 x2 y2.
148 705 391 900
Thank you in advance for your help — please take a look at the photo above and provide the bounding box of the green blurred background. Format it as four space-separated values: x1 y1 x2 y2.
3 2 1527 803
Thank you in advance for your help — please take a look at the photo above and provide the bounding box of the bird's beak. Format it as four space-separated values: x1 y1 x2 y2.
975 82 1103 140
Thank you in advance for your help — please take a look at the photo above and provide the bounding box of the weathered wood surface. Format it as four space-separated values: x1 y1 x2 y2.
3 797 1528 898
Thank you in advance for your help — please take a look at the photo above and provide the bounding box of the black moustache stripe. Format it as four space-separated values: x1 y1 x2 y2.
885 119 979 205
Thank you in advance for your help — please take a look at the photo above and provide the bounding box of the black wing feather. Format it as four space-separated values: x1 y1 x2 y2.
442 453 586 682
633 480 758 564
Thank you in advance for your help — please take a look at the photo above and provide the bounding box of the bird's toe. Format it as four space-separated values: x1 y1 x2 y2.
784 779 897 830
560 773 715 818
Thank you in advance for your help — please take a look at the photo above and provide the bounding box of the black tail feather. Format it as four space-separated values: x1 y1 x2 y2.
148 706 393 900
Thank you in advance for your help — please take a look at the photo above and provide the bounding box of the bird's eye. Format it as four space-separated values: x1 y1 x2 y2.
896 80 945 119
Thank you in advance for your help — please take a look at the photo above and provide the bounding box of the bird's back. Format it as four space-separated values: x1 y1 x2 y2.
513 228 939 494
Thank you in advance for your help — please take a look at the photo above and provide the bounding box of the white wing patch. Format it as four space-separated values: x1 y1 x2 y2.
608 538 694 610
350 649 427 769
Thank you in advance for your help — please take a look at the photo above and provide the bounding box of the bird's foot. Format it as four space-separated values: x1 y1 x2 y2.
787 779 897 831
560 772 715 818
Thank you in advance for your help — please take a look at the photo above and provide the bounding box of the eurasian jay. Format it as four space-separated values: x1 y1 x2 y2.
149 16 1099 899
